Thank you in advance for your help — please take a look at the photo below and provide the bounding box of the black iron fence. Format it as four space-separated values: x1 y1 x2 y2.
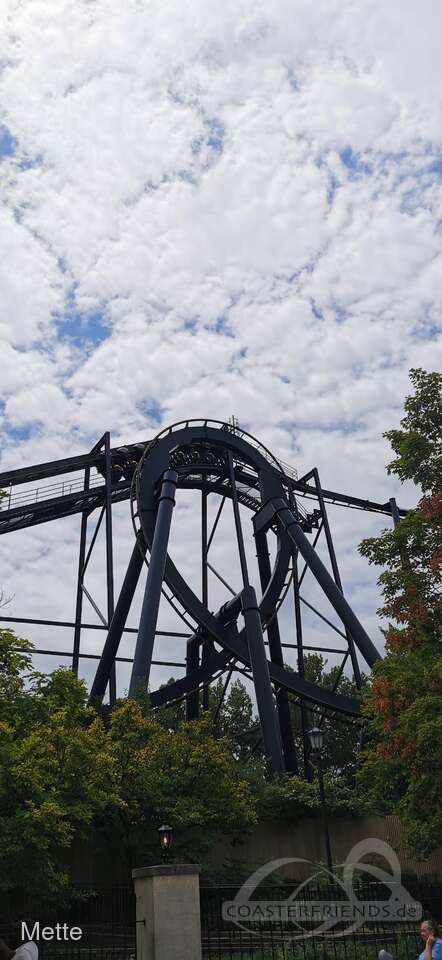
1 887 136 926
200 880 442 960
0 925 136 960
0 888 136 960
2 879 441 960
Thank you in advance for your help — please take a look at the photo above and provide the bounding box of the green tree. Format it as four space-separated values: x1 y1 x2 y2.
150 677 185 731
92 698 256 870
164 661 366 776
203 660 364 815
154 661 367 789
357 369 442 855
207 677 259 761
0 629 35 725
0 630 115 907
154 676 260 761
0 631 256 905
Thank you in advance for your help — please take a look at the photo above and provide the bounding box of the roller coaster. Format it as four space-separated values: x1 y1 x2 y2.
0 419 407 776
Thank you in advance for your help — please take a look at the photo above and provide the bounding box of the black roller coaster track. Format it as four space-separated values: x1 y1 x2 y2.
0 419 408 777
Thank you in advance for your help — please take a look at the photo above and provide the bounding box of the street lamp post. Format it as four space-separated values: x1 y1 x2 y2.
158 823 173 863
308 727 333 875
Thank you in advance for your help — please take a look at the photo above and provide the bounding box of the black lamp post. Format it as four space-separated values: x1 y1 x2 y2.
158 823 173 863
308 727 333 875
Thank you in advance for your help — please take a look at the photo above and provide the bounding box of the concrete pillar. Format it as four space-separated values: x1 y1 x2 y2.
132 864 202 960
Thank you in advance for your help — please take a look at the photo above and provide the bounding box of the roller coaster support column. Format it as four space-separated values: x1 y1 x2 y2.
90 532 147 702
312 469 361 688
185 491 208 720
241 586 285 777
292 553 313 781
104 432 117 705
225 449 284 776
201 489 210 712
129 471 178 698
273 500 380 667
186 633 200 720
255 530 298 774
389 497 401 528
73 466 90 677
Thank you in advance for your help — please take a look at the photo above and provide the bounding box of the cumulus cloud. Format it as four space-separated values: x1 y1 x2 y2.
0 0 441 695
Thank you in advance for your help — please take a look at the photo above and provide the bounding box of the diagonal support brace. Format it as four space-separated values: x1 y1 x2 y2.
129 470 178 698
90 532 147 702
255 530 298 775
270 498 381 667
241 585 285 777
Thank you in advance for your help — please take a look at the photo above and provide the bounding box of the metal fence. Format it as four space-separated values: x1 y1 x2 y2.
0 888 136 960
0 927 135 960
2 880 441 960
200 880 442 960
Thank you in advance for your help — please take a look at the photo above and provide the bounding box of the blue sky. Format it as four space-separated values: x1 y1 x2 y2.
0 0 441 692
0 124 16 157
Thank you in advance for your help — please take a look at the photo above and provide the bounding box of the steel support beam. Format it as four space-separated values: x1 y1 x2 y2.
72 467 90 676
273 500 380 667
312 469 361 687
226 450 250 586
201 490 210 711
90 533 147 702
241 586 285 776
299 597 348 640
206 494 226 551
213 665 234 725
0 616 189 637
82 506 105 576
293 479 409 518
298 522 323 590
389 497 401 528
227 450 285 776
81 584 107 625
104 432 116 704
255 530 298 774
185 490 210 719
185 634 200 720
293 551 312 781
26 648 184 667
129 470 178 698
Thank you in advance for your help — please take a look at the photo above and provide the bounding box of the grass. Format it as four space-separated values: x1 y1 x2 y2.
208 930 419 960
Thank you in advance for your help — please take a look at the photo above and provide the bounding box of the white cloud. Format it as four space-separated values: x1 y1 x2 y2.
0 206 66 346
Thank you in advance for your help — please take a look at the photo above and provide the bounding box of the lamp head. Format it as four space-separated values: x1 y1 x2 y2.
308 726 324 754
158 824 173 857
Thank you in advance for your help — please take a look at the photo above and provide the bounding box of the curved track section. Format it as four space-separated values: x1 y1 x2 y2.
133 423 363 717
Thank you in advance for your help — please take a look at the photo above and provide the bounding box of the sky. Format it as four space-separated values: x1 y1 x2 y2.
0 0 441 699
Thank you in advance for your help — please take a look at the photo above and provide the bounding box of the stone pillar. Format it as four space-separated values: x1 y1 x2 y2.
132 864 202 960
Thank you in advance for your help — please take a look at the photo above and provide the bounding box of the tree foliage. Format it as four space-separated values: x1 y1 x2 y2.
0 632 117 906
0 631 256 907
154 675 260 761
1 621 367 909
156 662 365 785
94 698 256 870
357 369 442 855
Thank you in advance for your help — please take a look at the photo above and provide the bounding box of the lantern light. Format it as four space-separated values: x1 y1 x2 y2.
158 824 173 859
308 726 324 754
